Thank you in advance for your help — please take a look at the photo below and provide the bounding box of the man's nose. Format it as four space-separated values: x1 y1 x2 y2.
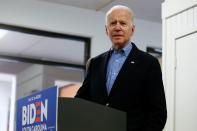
114 22 122 29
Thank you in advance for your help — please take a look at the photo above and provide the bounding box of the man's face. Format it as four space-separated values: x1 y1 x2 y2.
106 9 135 50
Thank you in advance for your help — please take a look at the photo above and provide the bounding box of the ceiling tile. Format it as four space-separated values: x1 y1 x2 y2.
21 37 85 65
0 30 43 55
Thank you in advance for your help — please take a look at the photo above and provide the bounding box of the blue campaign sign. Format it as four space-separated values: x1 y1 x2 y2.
17 86 58 131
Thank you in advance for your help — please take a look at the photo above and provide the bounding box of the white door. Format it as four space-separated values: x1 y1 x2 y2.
175 32 197 131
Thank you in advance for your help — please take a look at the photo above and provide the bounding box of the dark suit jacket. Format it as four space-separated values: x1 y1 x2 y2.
76 43 167 131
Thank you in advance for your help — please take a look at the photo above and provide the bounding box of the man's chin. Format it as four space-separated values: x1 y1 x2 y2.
113 40 123 45
112 42 125 49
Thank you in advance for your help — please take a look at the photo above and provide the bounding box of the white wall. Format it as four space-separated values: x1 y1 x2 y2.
17 65 44 98
133 19 162 51
17 64 84 98
0 0 162 58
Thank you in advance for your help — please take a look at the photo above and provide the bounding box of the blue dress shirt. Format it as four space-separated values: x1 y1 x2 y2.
106 42 132 94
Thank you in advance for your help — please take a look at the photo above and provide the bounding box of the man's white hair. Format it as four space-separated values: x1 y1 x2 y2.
105 5 134 25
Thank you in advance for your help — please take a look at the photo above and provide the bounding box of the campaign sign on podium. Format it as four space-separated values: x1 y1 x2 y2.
16 86 58 131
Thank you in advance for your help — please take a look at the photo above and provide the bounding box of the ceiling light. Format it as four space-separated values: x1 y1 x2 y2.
0 29 8 39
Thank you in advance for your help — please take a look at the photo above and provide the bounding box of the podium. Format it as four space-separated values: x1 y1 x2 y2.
16 86 126 131
58 97 126 131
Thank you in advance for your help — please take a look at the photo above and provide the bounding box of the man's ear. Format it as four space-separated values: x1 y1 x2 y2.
105 25 109 36
132 25 135 33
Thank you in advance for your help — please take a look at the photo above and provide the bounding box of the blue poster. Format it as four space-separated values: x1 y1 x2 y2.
16 86 58 131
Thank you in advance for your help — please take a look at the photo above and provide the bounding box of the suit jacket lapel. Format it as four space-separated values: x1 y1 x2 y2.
100 50 112 97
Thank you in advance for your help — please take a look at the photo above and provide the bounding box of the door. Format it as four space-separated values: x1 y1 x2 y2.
175 32 197 131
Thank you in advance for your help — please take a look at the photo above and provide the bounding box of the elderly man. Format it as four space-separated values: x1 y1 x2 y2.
76 5 167 131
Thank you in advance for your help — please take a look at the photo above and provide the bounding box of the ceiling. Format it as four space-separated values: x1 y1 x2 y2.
41 0 164 23
0 30 85 64
0 29 85 74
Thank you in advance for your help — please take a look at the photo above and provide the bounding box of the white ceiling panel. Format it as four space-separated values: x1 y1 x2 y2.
0 31 43 55
0 28 86 66
21 37 85 65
